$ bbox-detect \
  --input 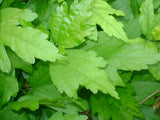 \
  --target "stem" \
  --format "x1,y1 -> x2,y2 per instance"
139,90 -> 160,105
